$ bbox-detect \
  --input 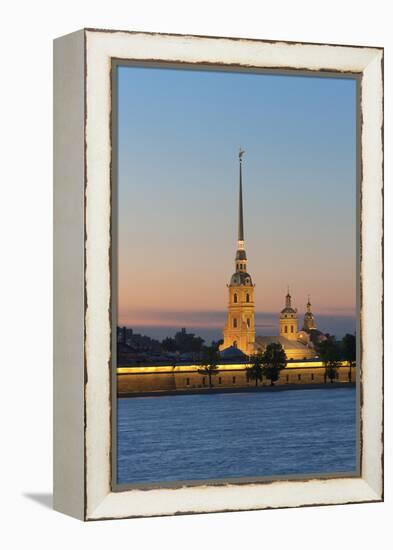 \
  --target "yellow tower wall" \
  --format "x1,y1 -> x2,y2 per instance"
279,316 -> 298,341
220,284 -> 255,355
